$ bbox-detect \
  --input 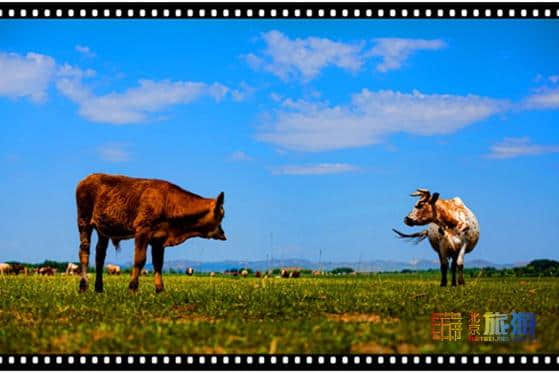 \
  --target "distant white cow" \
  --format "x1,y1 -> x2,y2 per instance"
0,263 -> 12,275
65,262 -> 80,275
106,264 -> 121,275
186,267 -> 194,276
241,269 -> 248,278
